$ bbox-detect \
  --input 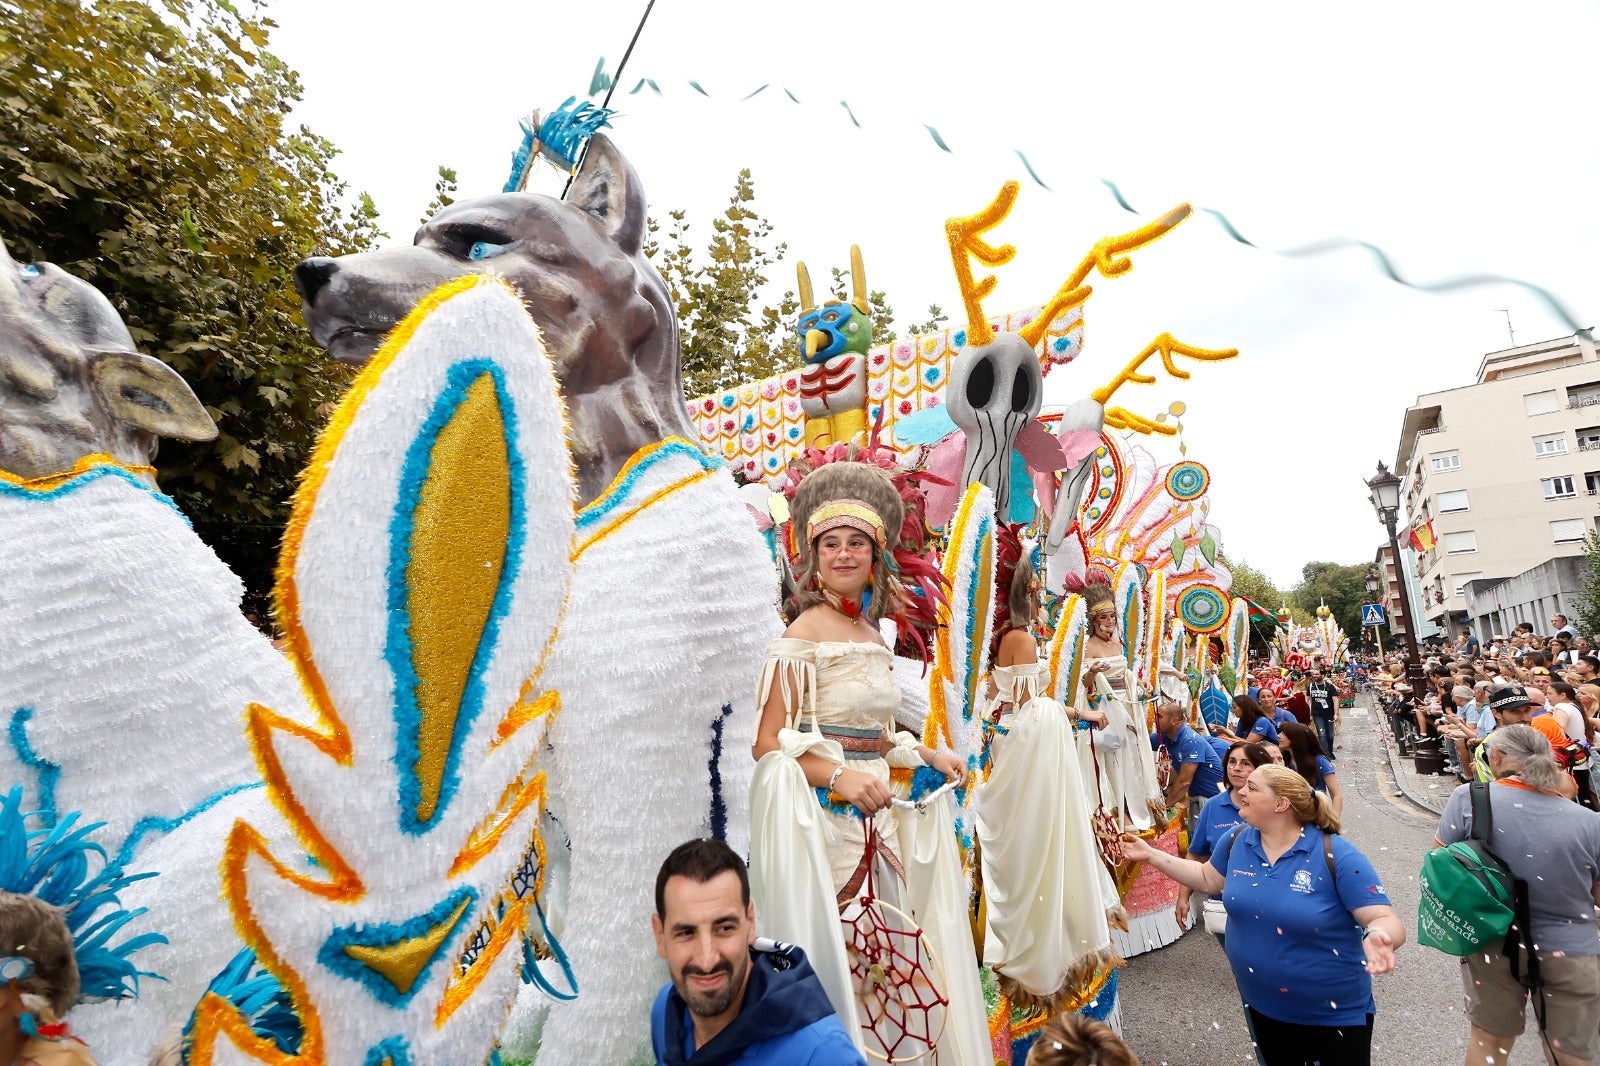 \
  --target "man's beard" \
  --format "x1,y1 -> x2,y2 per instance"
674,954 -> 748,1018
